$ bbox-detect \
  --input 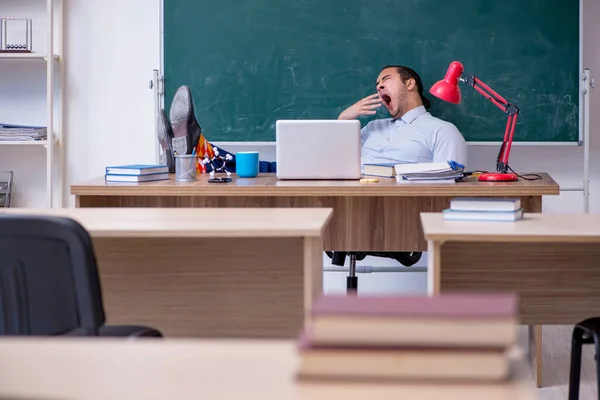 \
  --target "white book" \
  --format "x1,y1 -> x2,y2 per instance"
105,173 -> 169,182
396,176 -> 456,184
443,208 -> 524,222
450,197 -> 521,212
